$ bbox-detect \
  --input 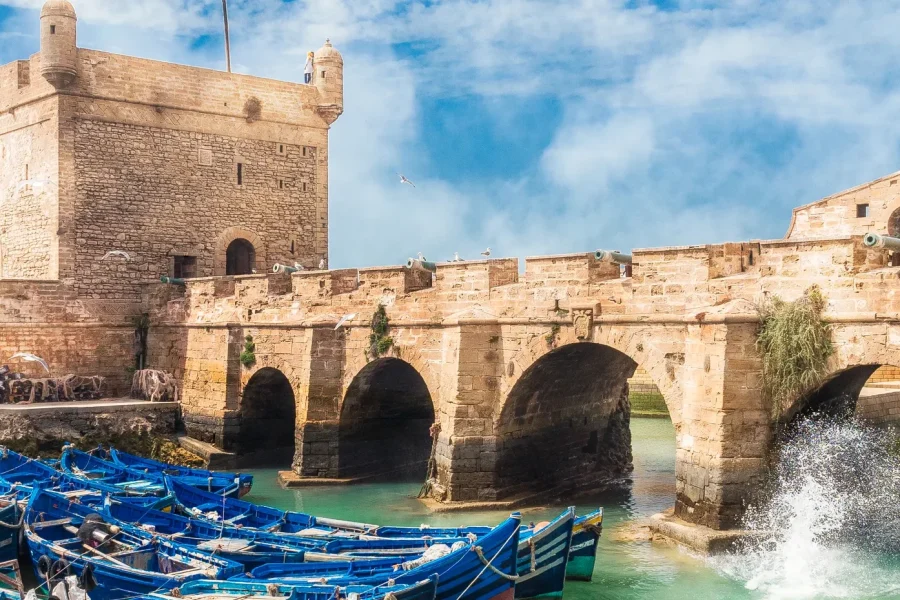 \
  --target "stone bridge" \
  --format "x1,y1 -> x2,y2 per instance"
145,233 -> 900,531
